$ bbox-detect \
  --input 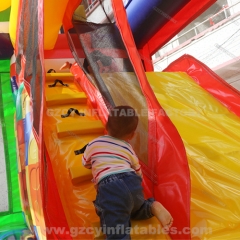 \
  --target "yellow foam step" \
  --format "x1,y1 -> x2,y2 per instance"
46,72 -> 74,82
57,120 -> 105,138
69,154 -> 92,185
46,92 -> 87,106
